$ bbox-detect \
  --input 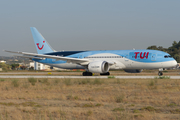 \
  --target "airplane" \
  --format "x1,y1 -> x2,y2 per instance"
4,27 -> 178,76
